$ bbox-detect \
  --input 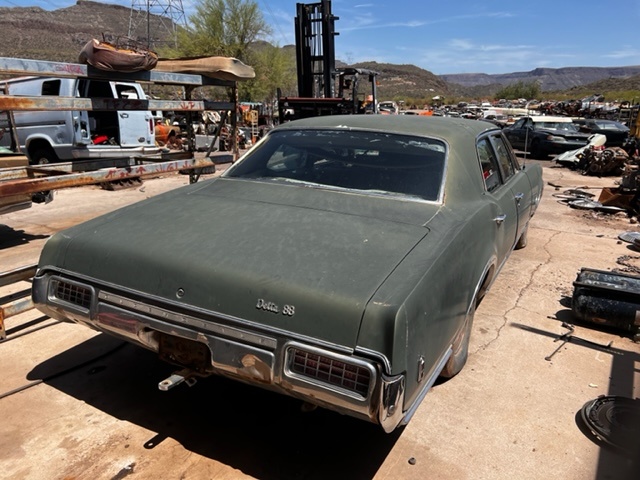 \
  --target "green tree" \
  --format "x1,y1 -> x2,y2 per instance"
161,0 -> 294,103
495,81 -> 541,101
164,0 -> 270,60
242,43 -> 296,102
